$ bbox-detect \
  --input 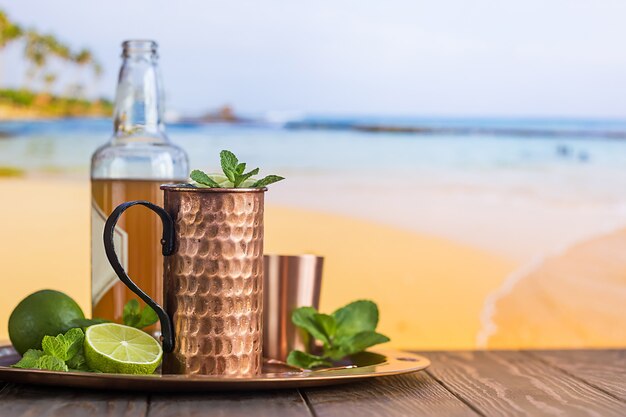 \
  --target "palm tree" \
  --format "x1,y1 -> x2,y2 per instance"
24,31 -> 76,94
23,31 -> 48,88
69,48 -> 93,98
71,48 -> 103,99
48,37 -> 71,95
92,61 -> 102,78
90,60 -> 103,99
0,10 -> 23,87
43,72 -> 56,94
74,48 -> 92,67
0,11 -> 22,48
